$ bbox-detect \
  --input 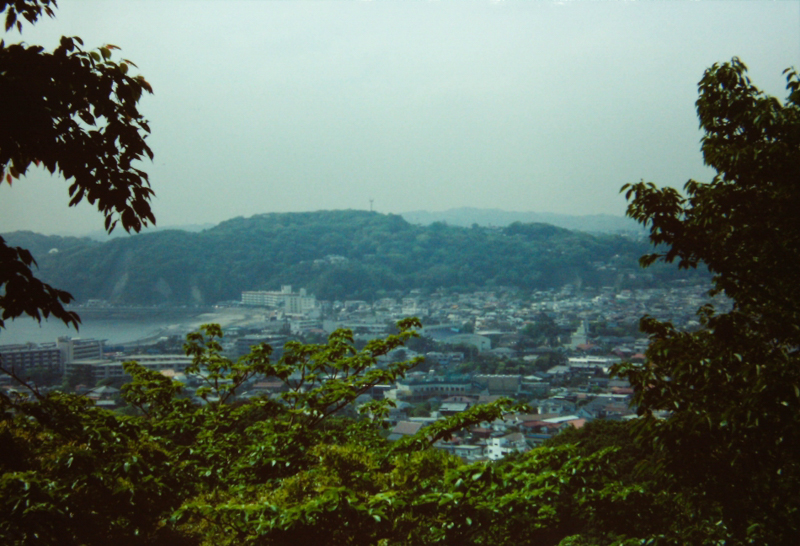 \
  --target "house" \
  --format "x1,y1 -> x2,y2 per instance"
522,414 -> 583,443
439,402 -> 470,416
453,444 -> 484,461
388,420 -> 424,442
435,438 -> 485,462
580,395 -> 633,419
536,397 -> 576,415
486,432 -> 529,461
